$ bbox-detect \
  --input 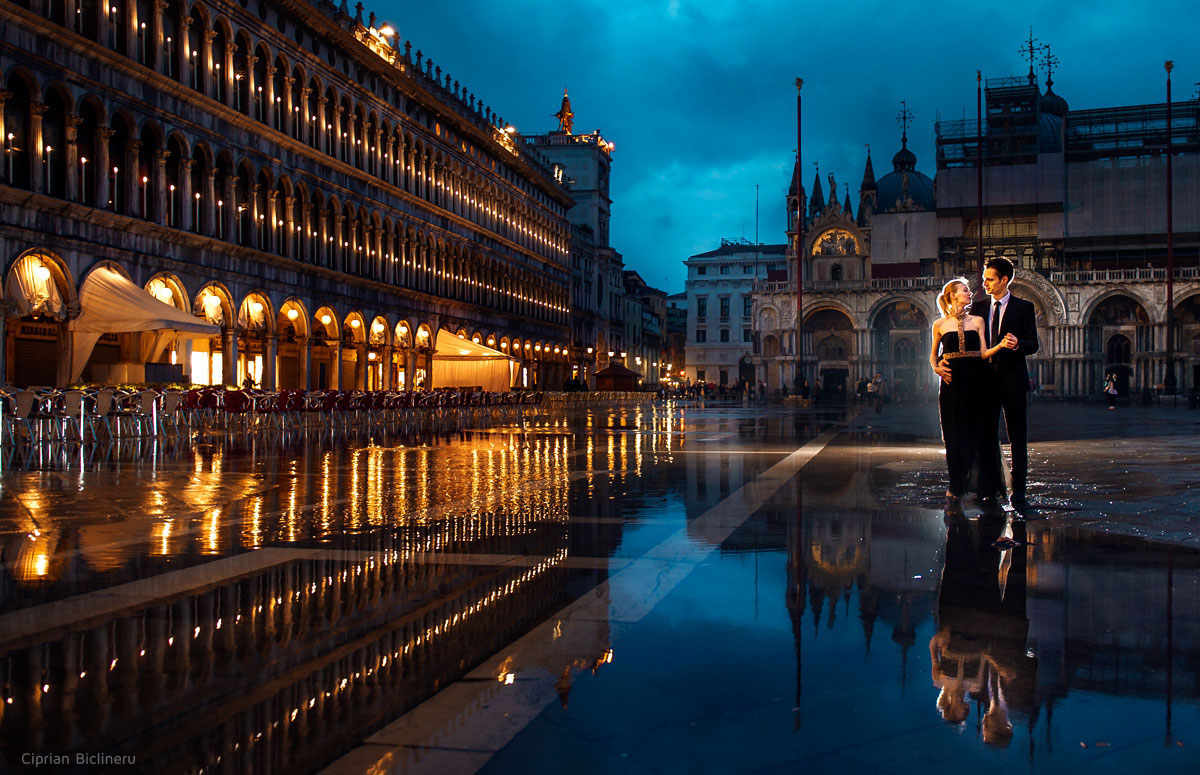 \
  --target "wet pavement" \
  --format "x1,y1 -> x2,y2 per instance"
1,398 -> 1199,773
